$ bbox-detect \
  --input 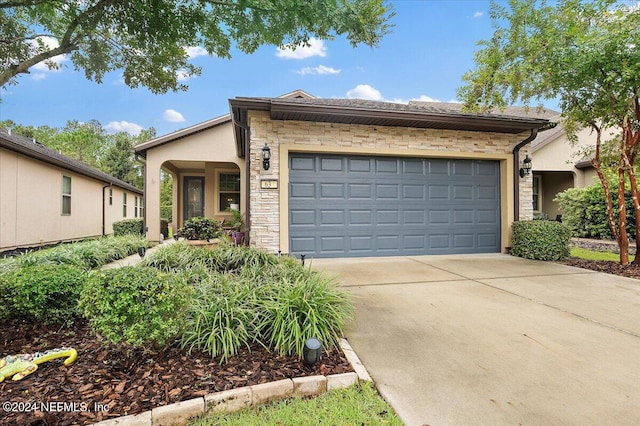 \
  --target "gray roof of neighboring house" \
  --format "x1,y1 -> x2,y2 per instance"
0,127 -> 143,194
230,97 -> 556,157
